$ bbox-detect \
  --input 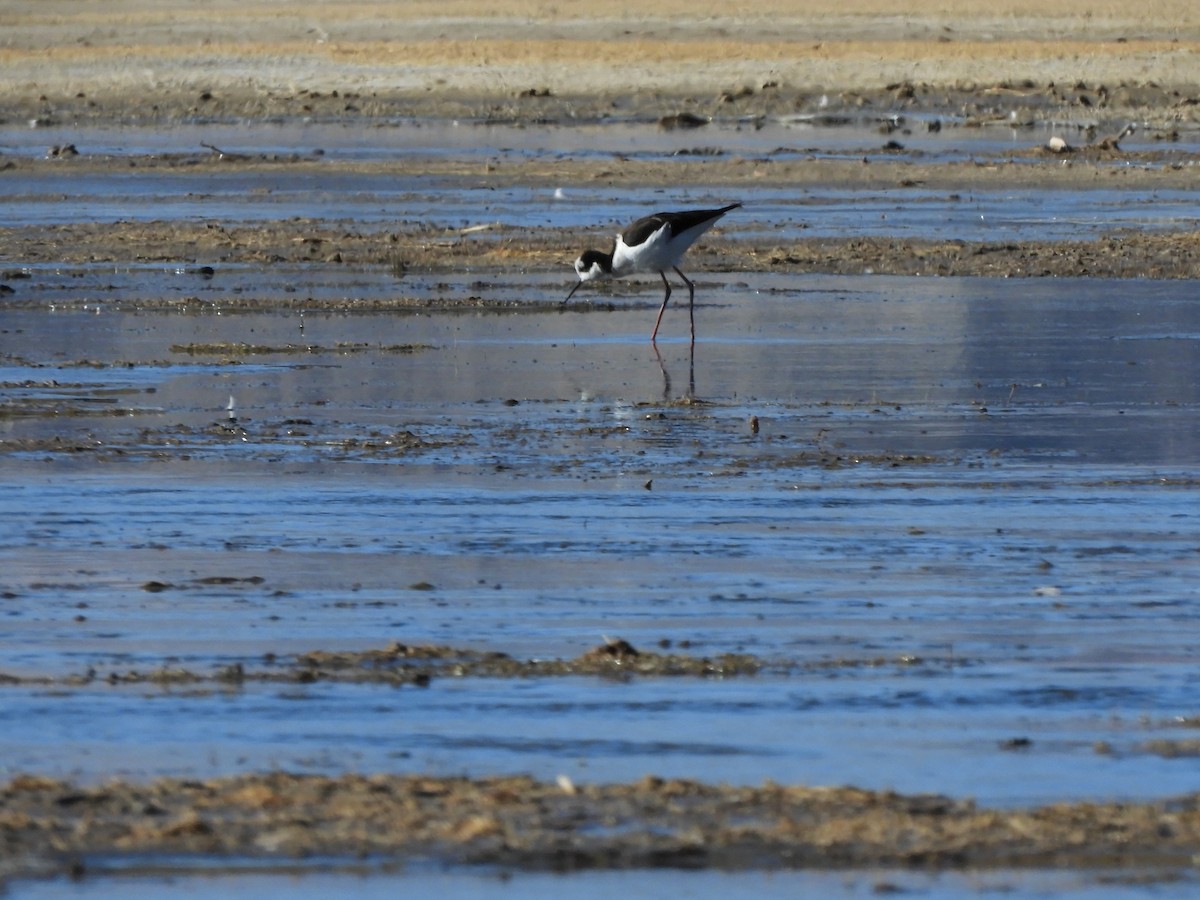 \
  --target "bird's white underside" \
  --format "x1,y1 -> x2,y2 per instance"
612,223 -> 682,276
